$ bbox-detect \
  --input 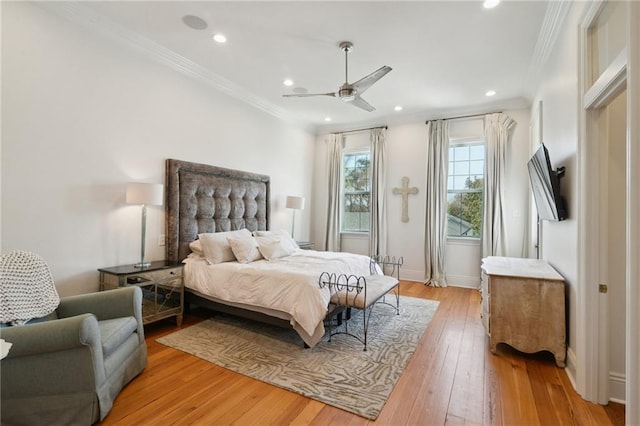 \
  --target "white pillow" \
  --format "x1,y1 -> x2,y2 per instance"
198,229 -> 252,264
256,235 -> 296,260
253,229 -> 299,252
227,236 -> 263,264
189,240 -> 204,257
